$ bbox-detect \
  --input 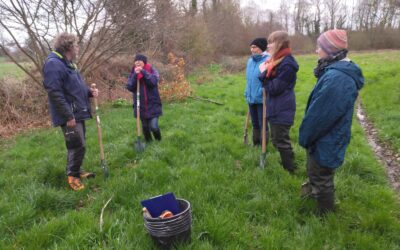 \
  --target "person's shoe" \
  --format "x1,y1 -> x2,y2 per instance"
80,170 -> 96,179
153,129 -> 162,141
316,192 -> 335,216
301,182 -> 312,198
68,176 -> 85,191
143,128 -> 153,142
279,149 -> 297,173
